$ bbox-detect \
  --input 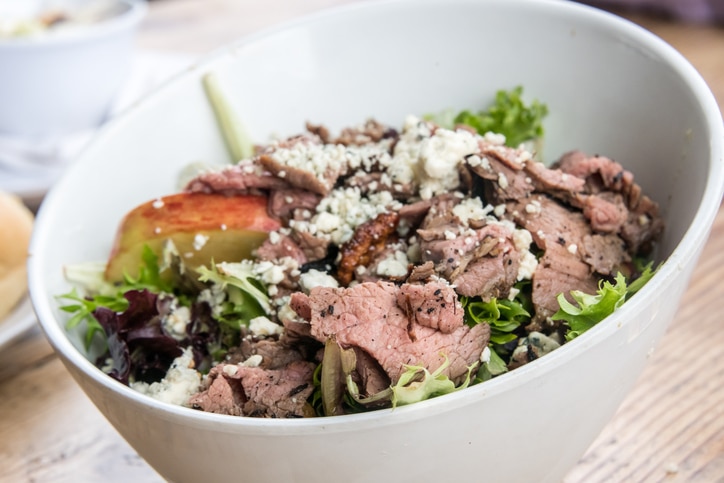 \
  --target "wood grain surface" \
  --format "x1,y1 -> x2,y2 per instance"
1,2 -> 722,482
